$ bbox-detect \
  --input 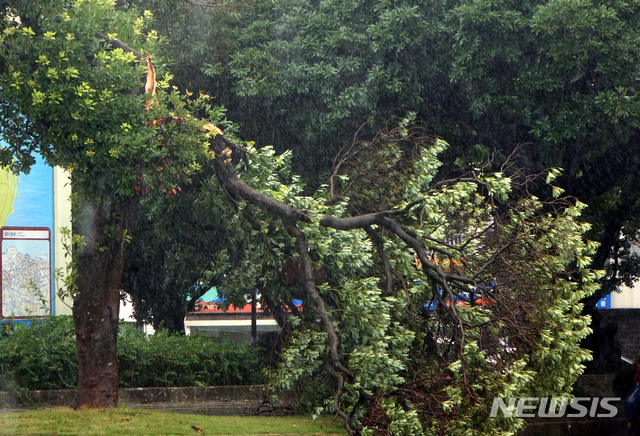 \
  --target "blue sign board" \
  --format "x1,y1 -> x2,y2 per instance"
596,294 -> 611,309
